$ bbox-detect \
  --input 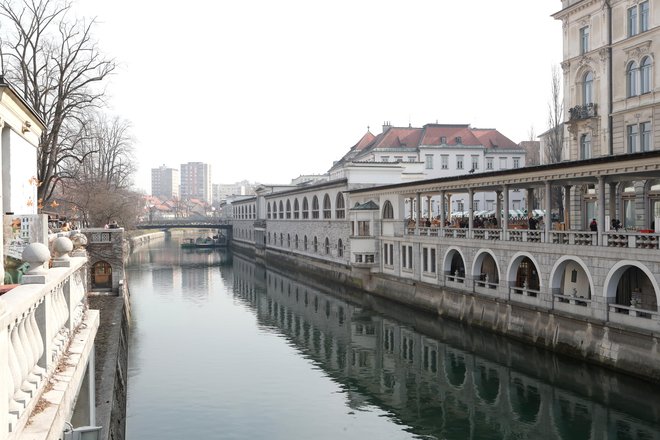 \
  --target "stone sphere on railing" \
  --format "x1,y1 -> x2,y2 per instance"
22,242 -> 51,275
53,236 -> 74,260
